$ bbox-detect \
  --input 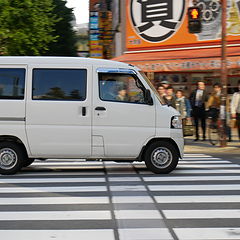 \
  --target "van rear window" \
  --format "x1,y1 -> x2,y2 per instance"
0,68 -> 25,100
32,69 -> 87,101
